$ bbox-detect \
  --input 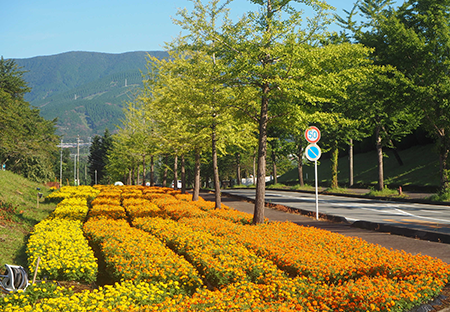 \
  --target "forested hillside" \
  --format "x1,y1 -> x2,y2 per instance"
14,51 -> 168,139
